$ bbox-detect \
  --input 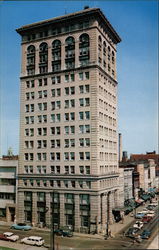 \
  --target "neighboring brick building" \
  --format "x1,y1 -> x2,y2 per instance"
0,155 -> 18,222
120,151 -> 157,199
130,151 -> 159,176
16,7 -> 123,233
